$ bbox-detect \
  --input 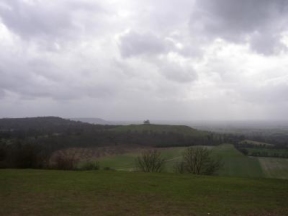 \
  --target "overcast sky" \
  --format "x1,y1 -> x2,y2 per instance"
1,0 -> 288,121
